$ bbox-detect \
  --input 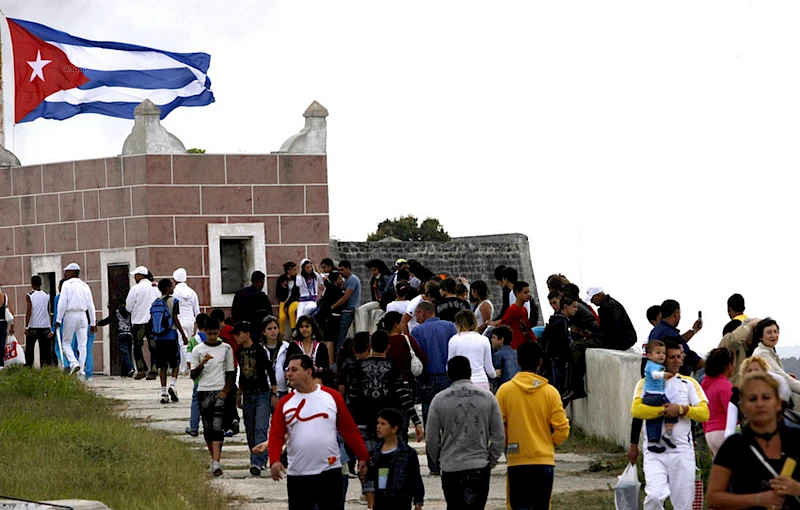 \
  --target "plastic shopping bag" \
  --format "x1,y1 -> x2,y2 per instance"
614,463 -> 641,510
4,335 -> 24,366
